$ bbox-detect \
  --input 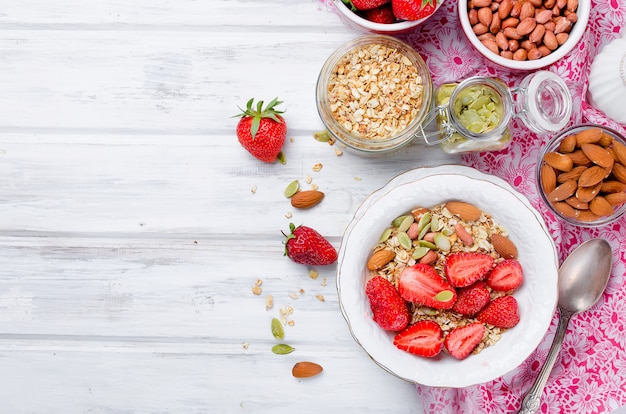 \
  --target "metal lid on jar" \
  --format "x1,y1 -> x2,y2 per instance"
516,71 -> 572,134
